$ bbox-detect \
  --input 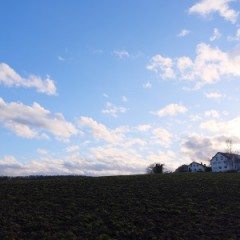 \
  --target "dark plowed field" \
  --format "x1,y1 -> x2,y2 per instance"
0,173 -> 240,239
